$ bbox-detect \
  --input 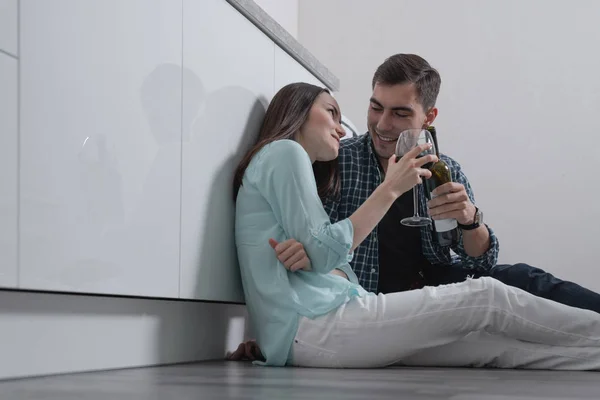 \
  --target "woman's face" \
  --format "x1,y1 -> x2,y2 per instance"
296,92 -> 346,163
